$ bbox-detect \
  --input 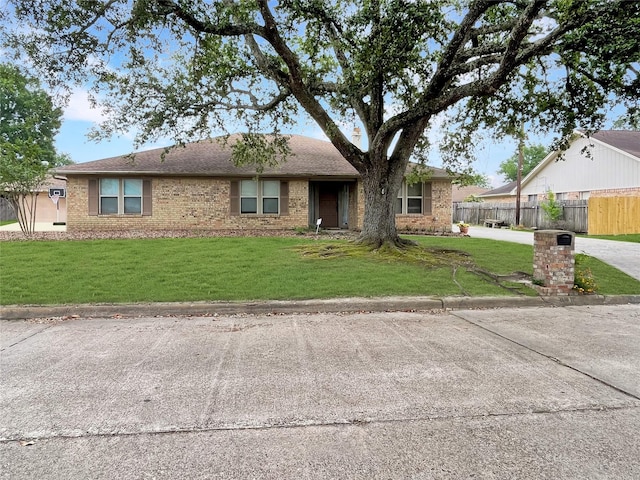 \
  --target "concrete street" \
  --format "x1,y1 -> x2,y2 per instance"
2,304 -> 639,479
